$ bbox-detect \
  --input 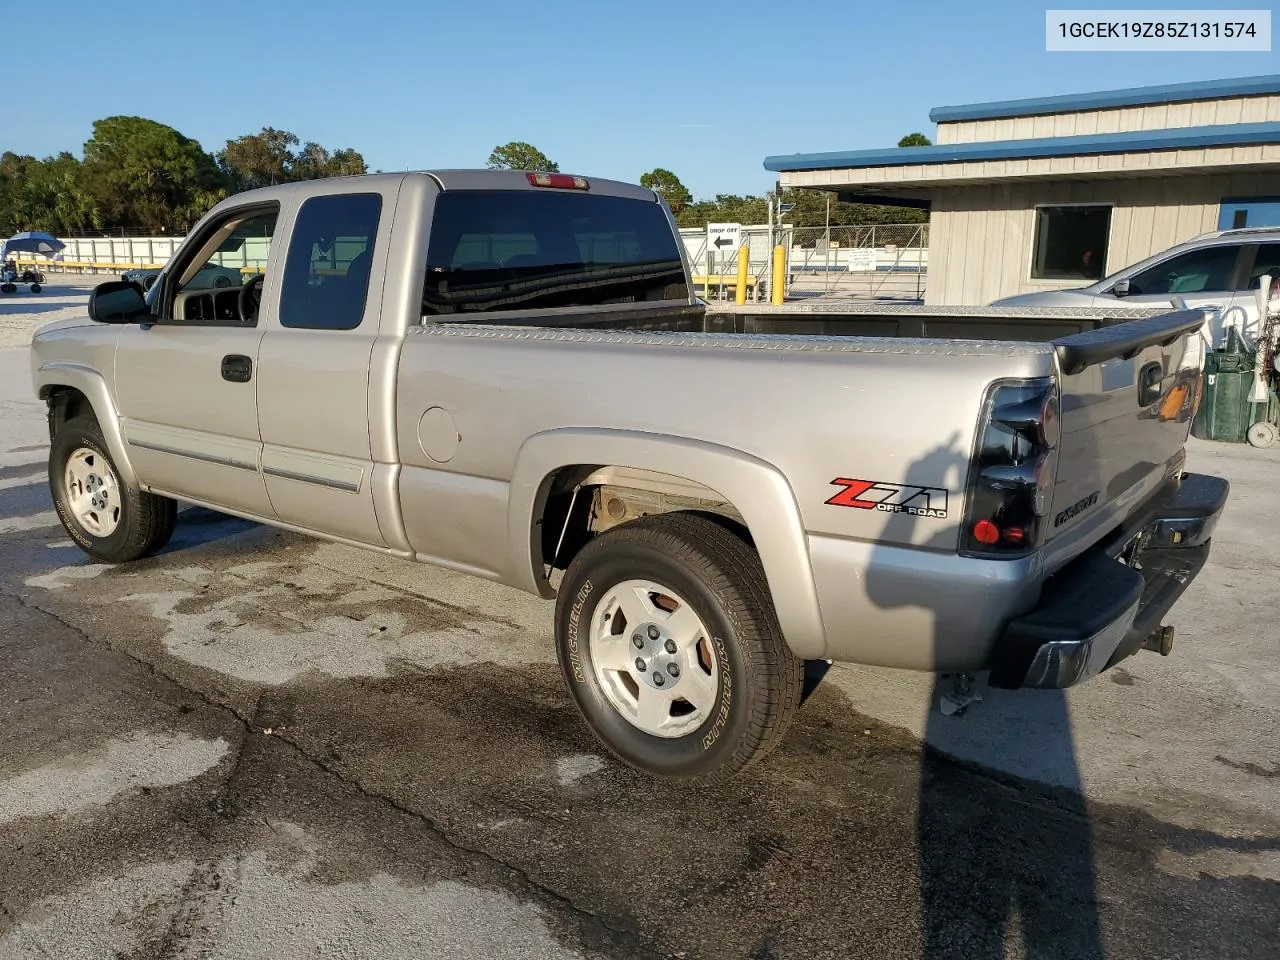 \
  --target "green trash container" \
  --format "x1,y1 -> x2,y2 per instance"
1192,348 -> 1277,443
